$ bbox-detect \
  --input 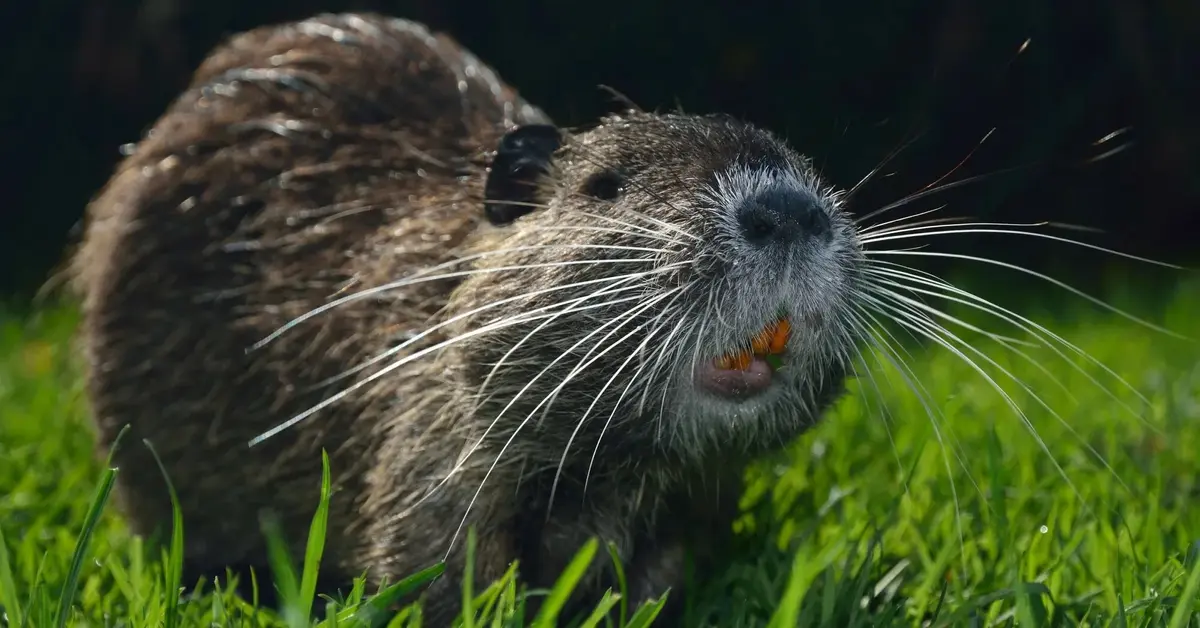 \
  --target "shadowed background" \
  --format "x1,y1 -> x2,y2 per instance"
0,0 -> 1196,299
